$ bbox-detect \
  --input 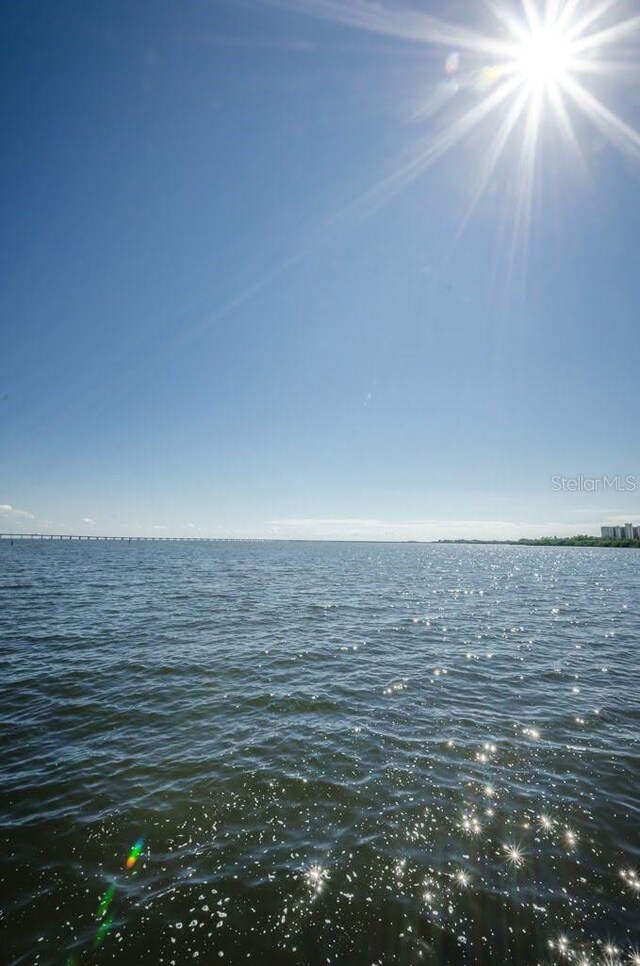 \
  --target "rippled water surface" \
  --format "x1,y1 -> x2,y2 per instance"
1,541 -> 639,965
